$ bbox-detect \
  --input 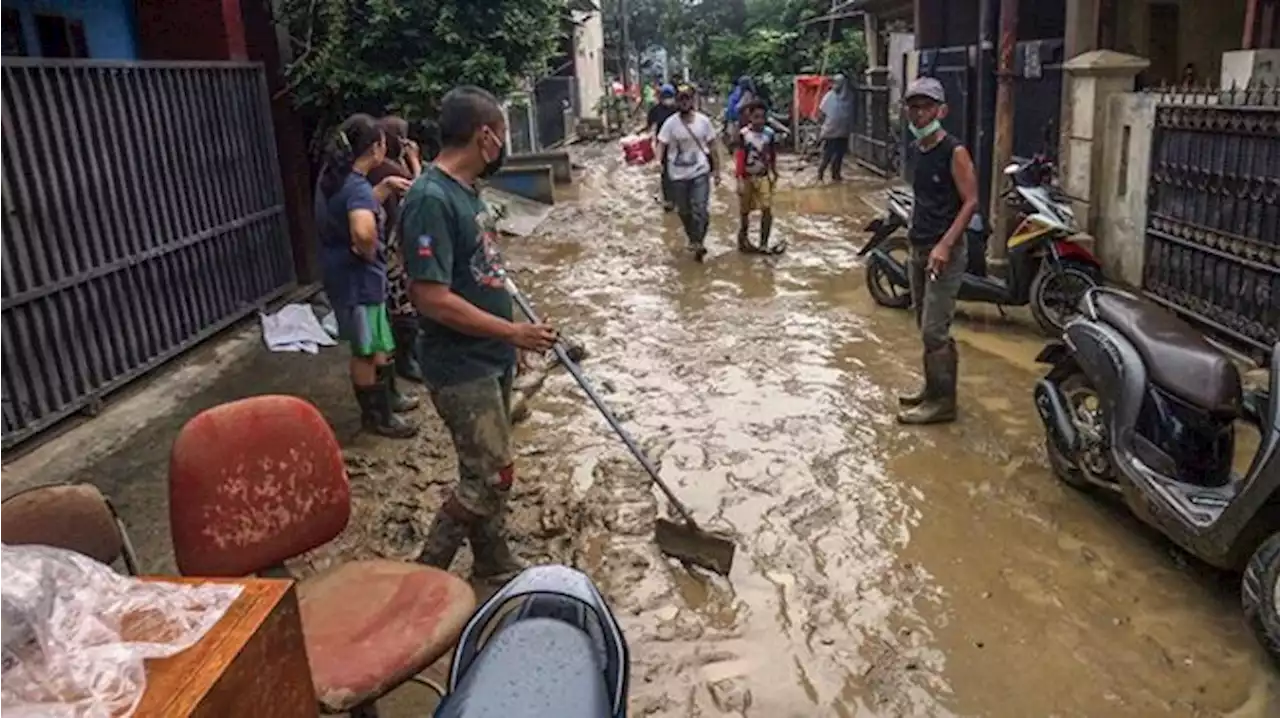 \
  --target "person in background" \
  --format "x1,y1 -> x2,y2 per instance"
369,115 -> 425,385
896,77 -> 979,425
402,86 -> 558,581
657,85 -> 721,262
642,81 -> 657,110
647,83 -> 679,212
734,99 -> 779,253
815,74 -> 852,182
314,113 -> 418,438
723,75 -> 757,148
